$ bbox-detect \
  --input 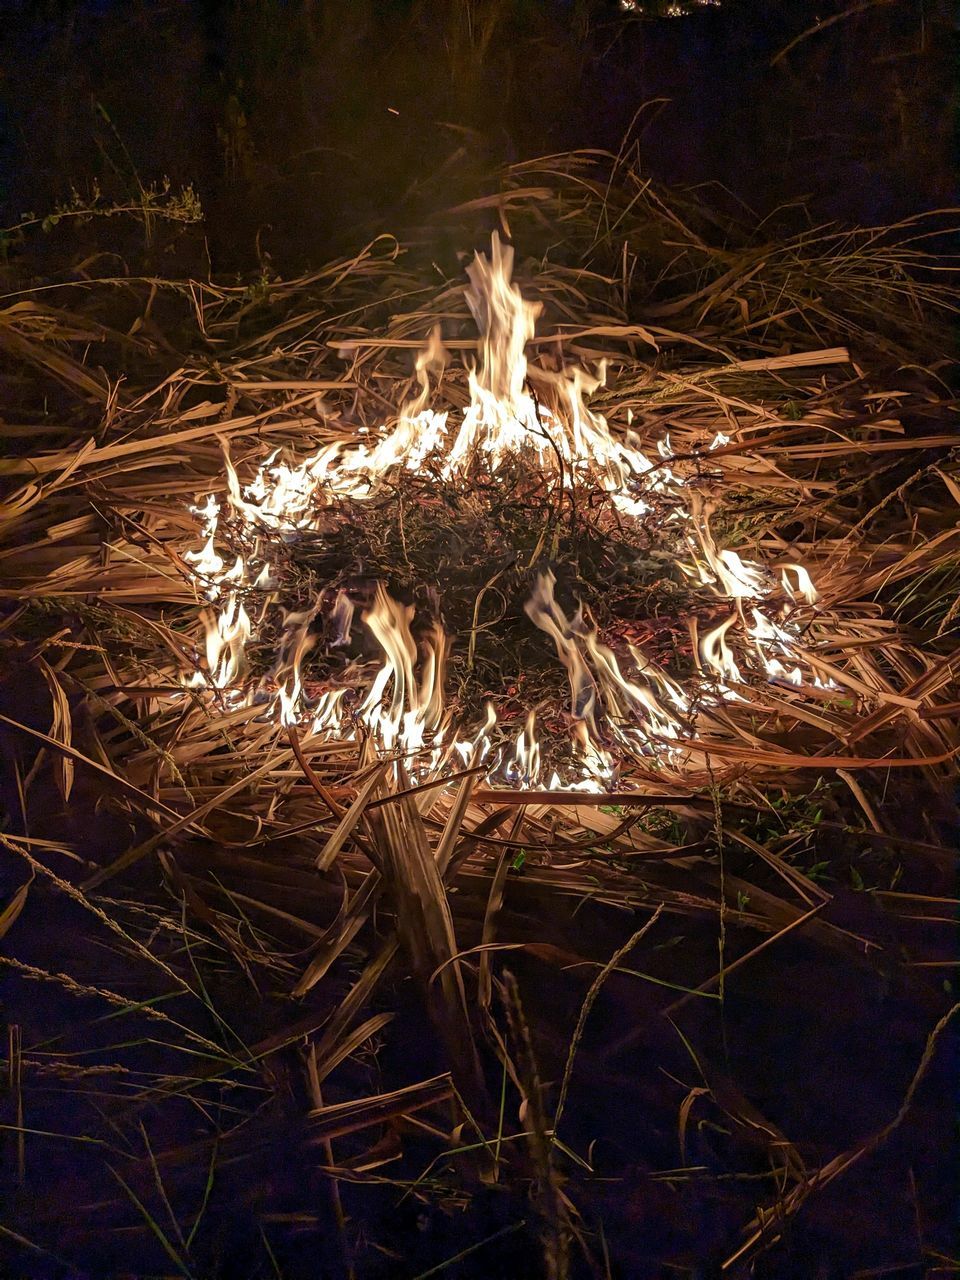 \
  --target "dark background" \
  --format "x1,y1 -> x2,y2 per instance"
1,0 -> 956,273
